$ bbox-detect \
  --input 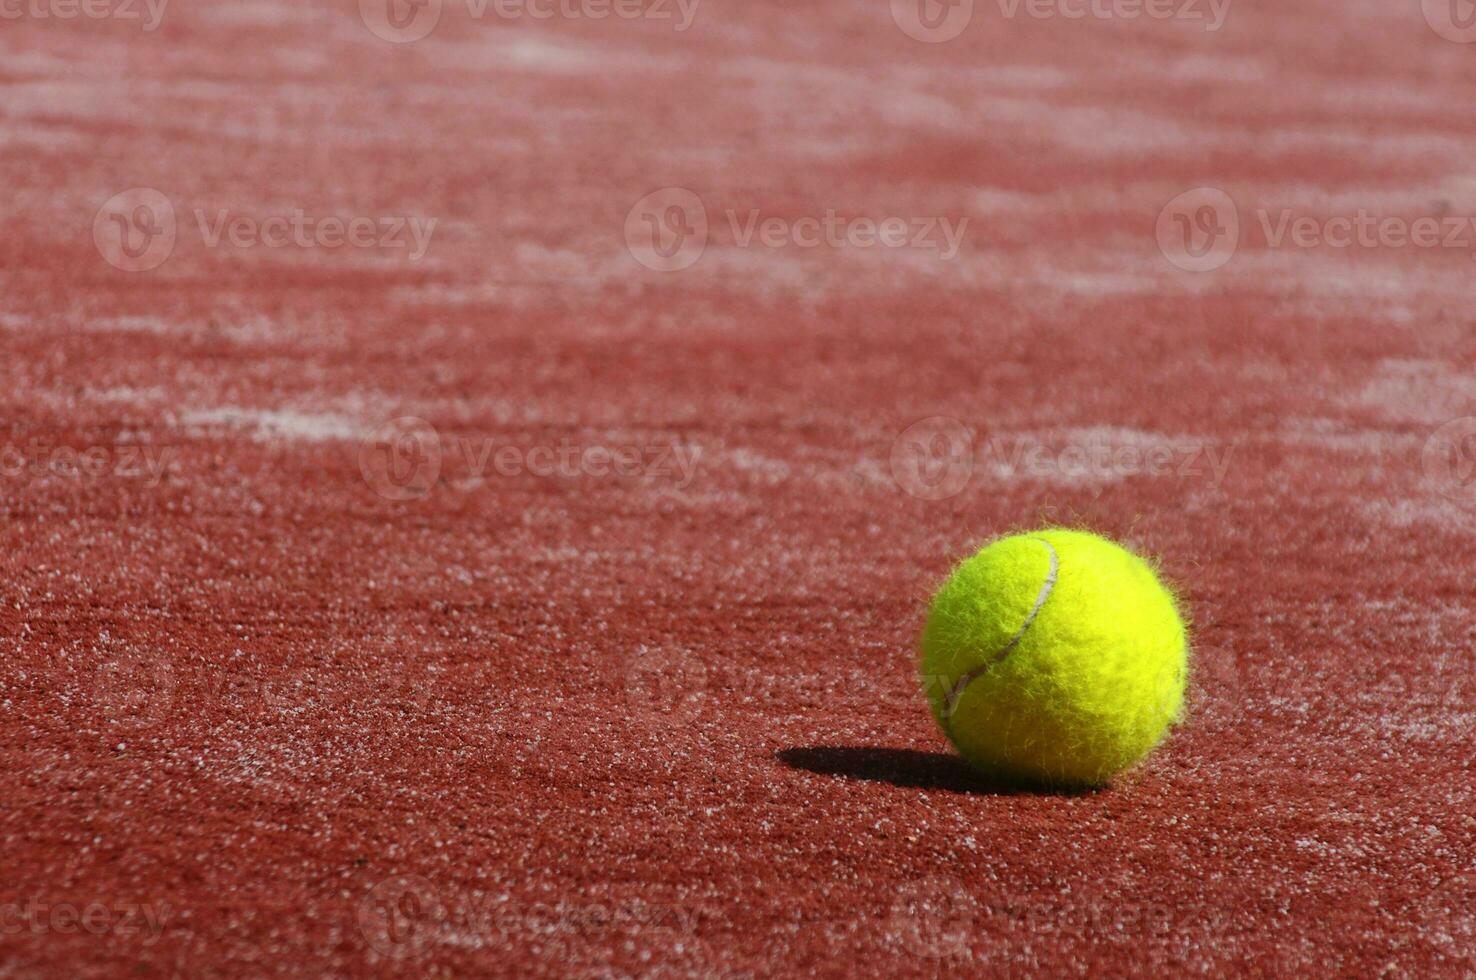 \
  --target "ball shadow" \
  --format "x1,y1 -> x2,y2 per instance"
775,746 -> 1096,797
